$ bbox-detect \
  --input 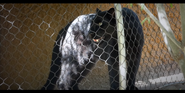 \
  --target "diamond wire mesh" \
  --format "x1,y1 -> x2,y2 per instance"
0,3 -> 184,90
